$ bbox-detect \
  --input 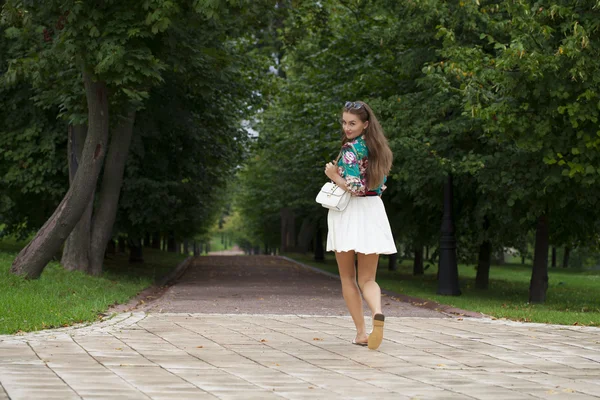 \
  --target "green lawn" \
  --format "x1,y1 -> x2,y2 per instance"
284,252 -> 600,327
0,240 -> 186,334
